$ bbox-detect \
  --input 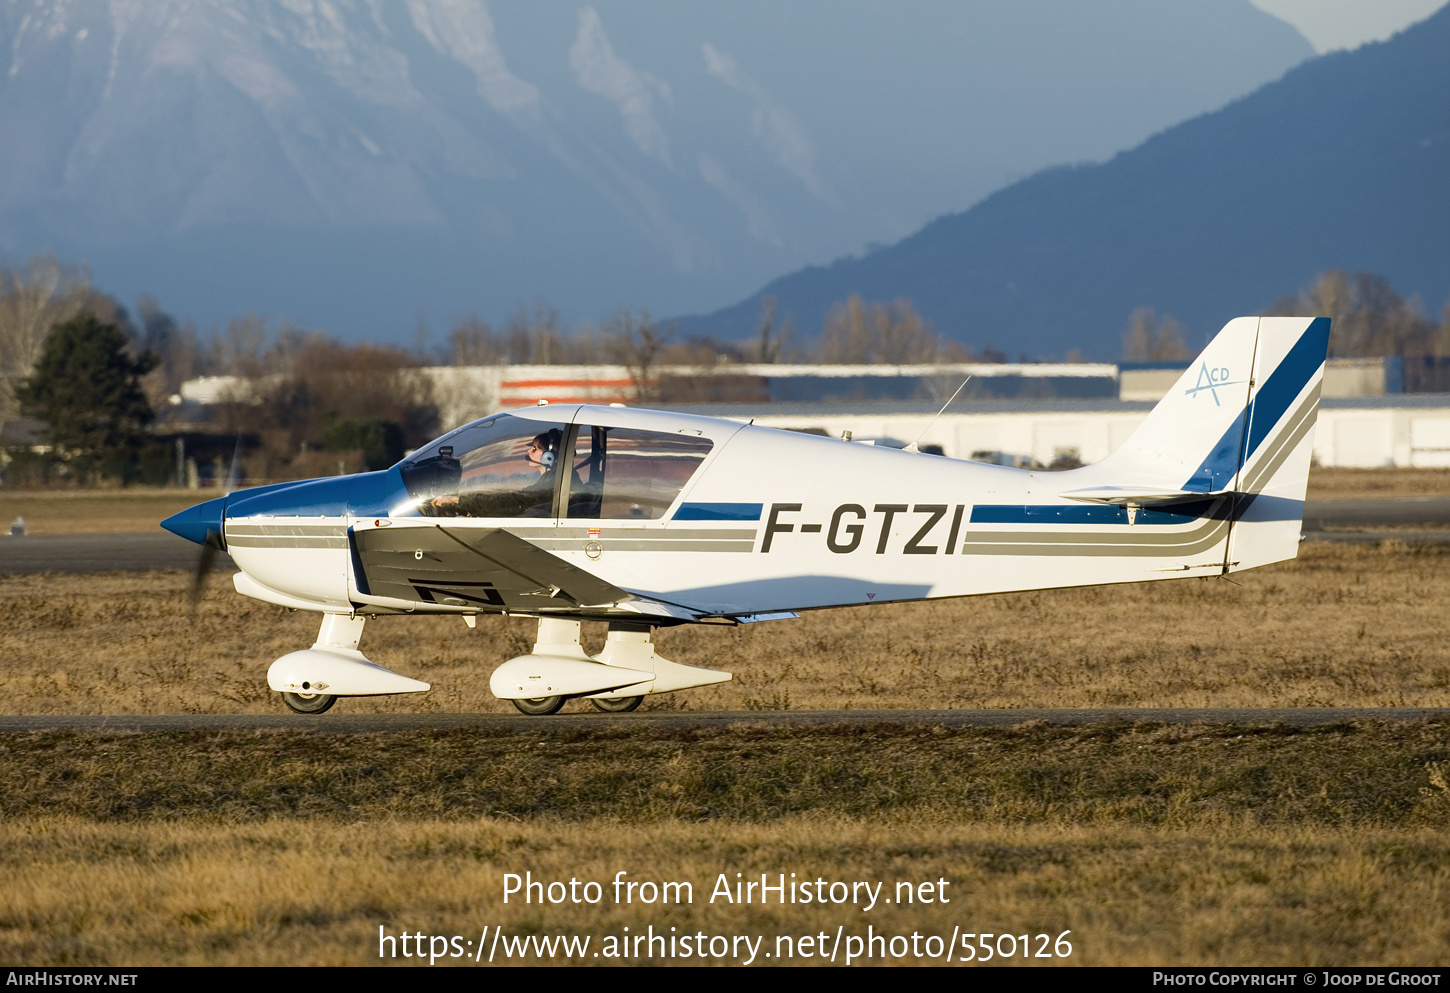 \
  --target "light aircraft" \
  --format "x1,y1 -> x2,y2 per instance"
163,316 -> 1329,715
